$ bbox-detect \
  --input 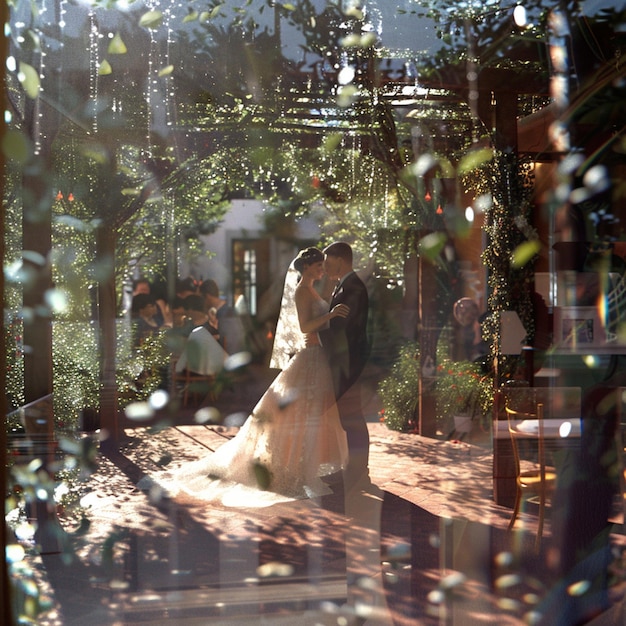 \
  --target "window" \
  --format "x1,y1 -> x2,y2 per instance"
232,239 -> 270,317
